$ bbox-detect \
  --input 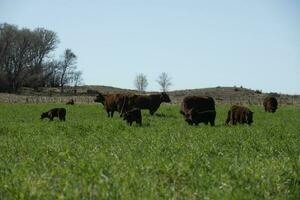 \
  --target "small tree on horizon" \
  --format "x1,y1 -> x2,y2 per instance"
134,73 -> 148,92
157,72 -> 172,92
59,49 -> 77,93
72,70 -> 83,94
